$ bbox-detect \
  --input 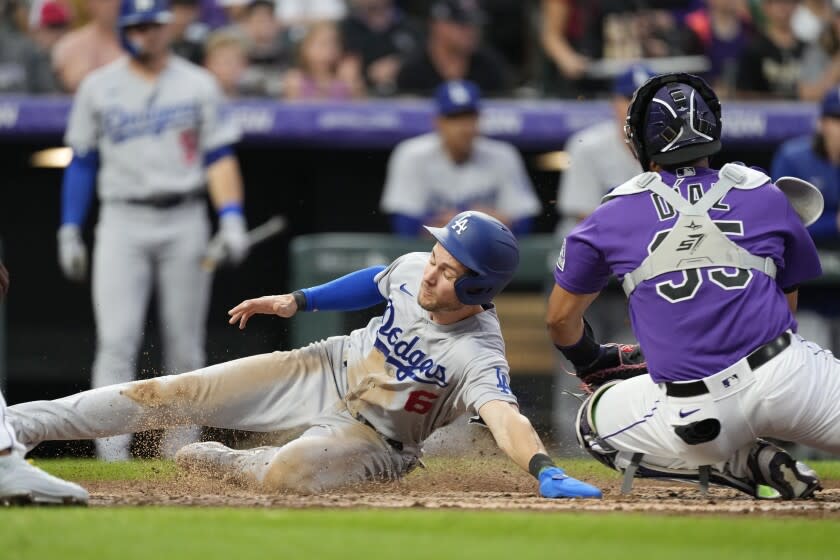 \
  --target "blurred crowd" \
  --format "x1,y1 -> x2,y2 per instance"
4,0 -> 840,101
